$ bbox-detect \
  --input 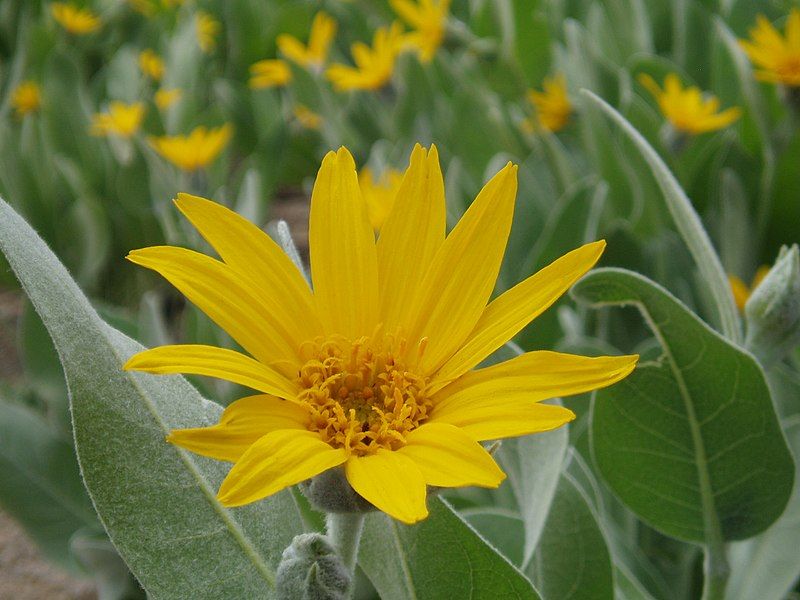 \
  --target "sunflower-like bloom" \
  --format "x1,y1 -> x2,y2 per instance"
90,102 -> 145,138
139,49 -> 165,81
293,105 -> 323,130
740,10 -> 800,86
277,12 -> 337,70
326,23 -> 403,91
124,145 -> 638,524
148,124 -> 232,171
359,166 -> 403,231
249,59 -> 293,89
730,266 -> 771,311
154,88 -> 182,110
639,73 -> 741,135
12,81 -> 41,118
391,0 -> 450,63
525,74 -> 573,133
51,2 -> 101,34
195,11 -> 220,53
